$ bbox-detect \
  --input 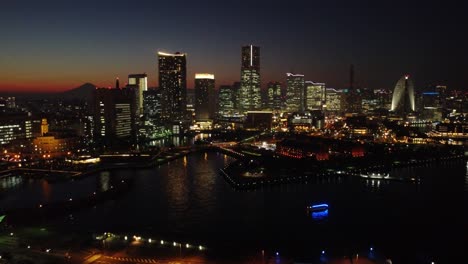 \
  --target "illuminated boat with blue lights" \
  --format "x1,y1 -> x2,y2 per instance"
307,203 -> 329,212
